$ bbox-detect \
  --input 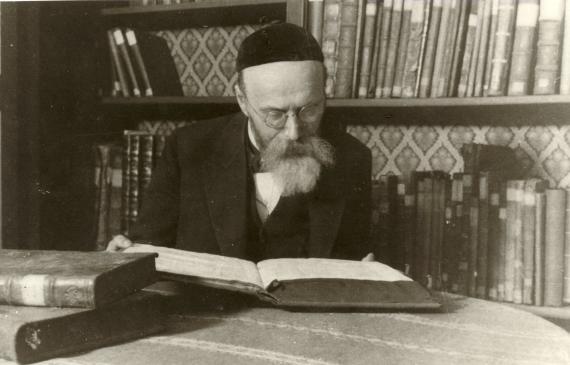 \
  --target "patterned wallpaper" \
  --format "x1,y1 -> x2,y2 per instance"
142,26 -> 570,189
